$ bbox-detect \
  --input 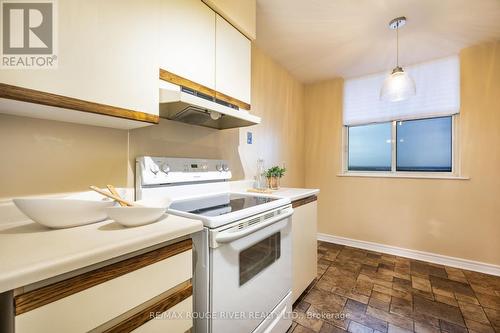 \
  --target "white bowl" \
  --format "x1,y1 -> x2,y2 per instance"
13,197 -> 115,229
105,206 -> 166,227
